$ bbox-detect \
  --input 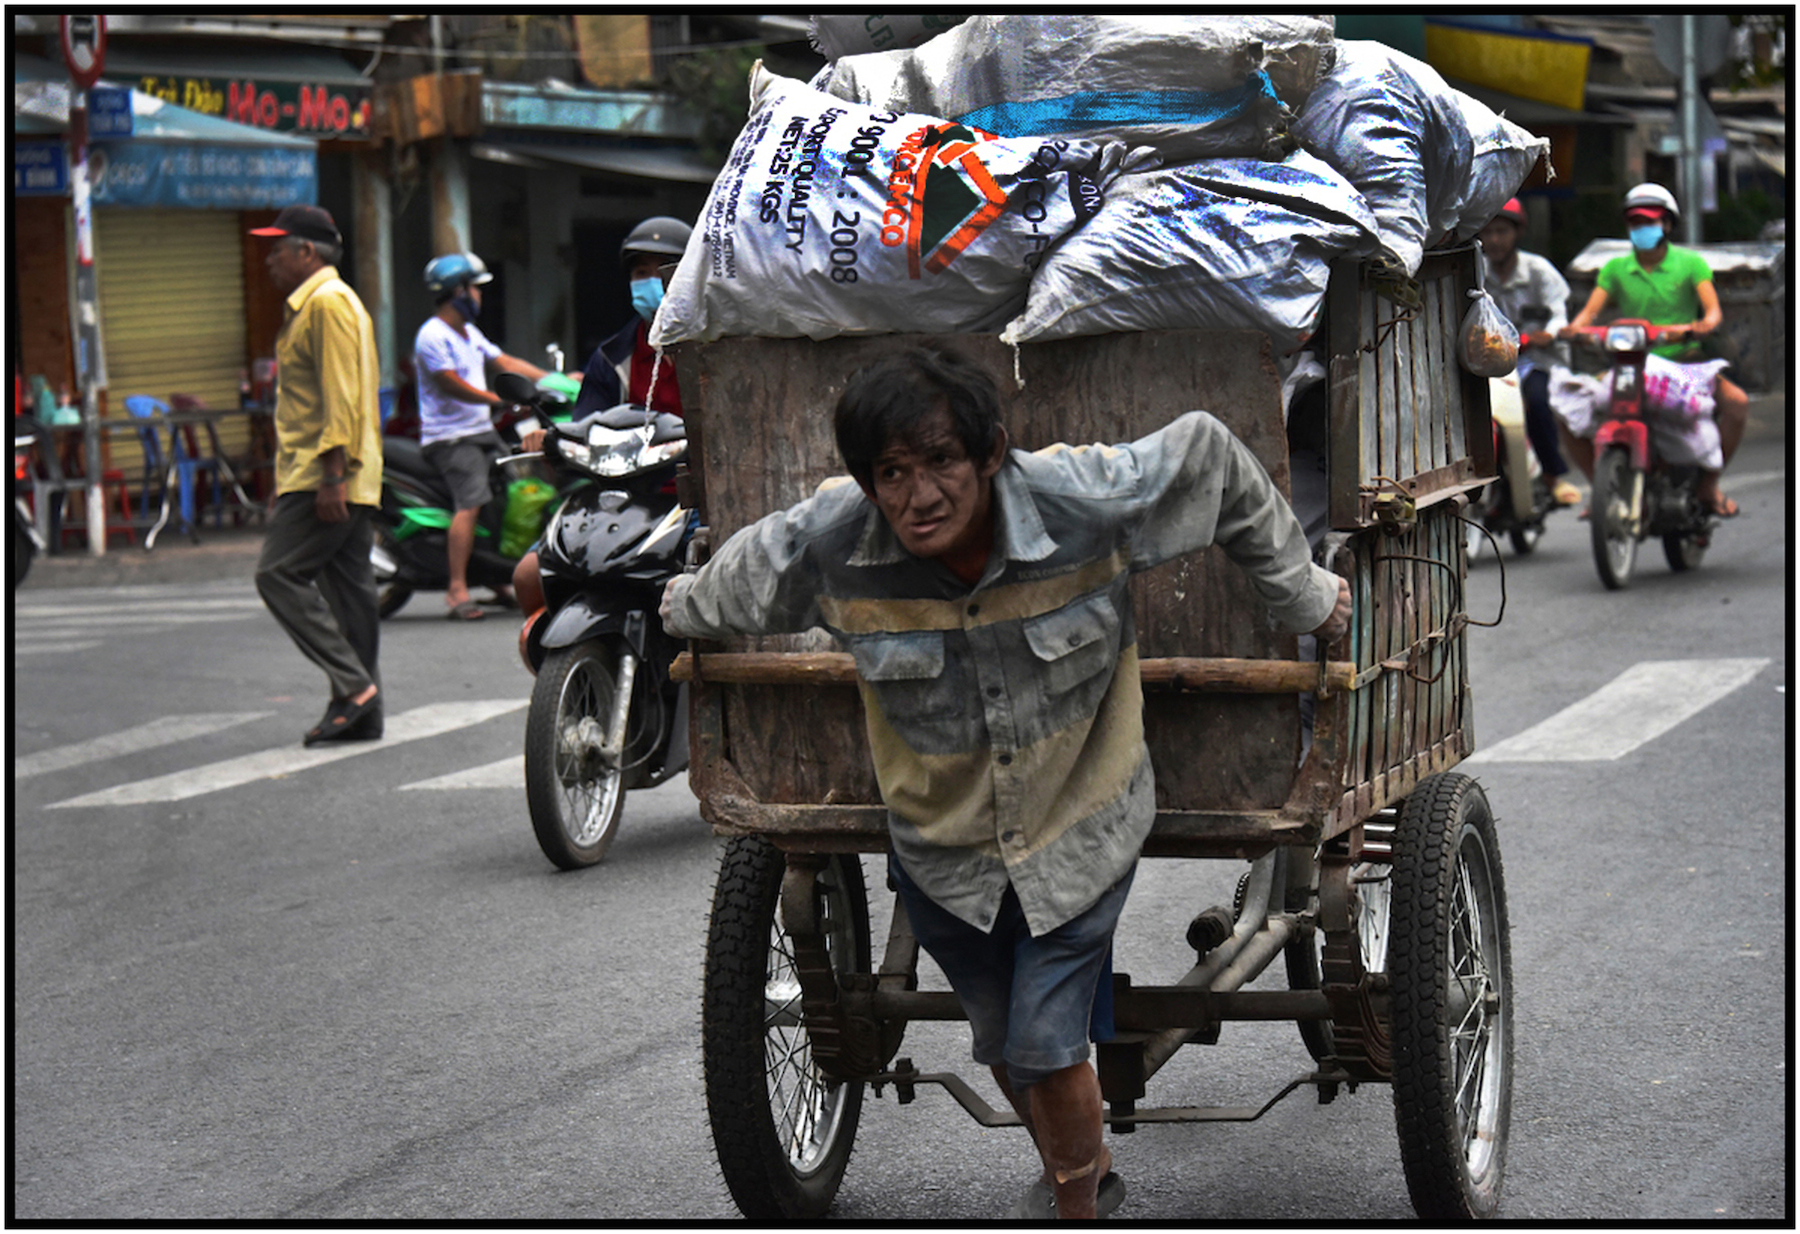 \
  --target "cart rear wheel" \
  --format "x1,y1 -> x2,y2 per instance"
1590,447 -> 1638,589
1389,772 -> 1513,1220
703,837 -> 869,1219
